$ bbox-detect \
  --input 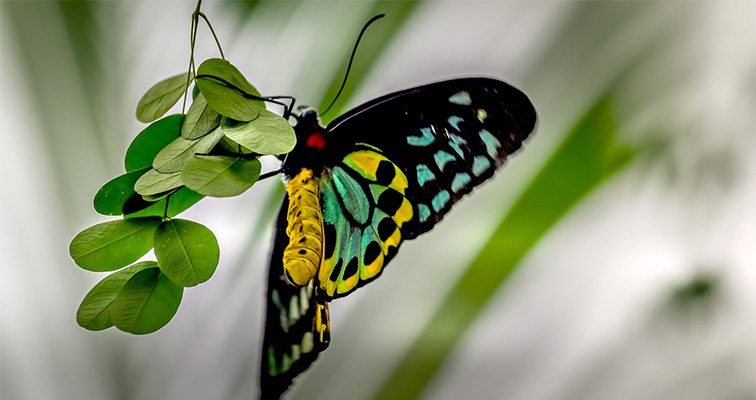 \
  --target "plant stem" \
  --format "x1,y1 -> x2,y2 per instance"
162,195 -> 171,220
199,12 -> 225,60
181,7 -> 199,113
